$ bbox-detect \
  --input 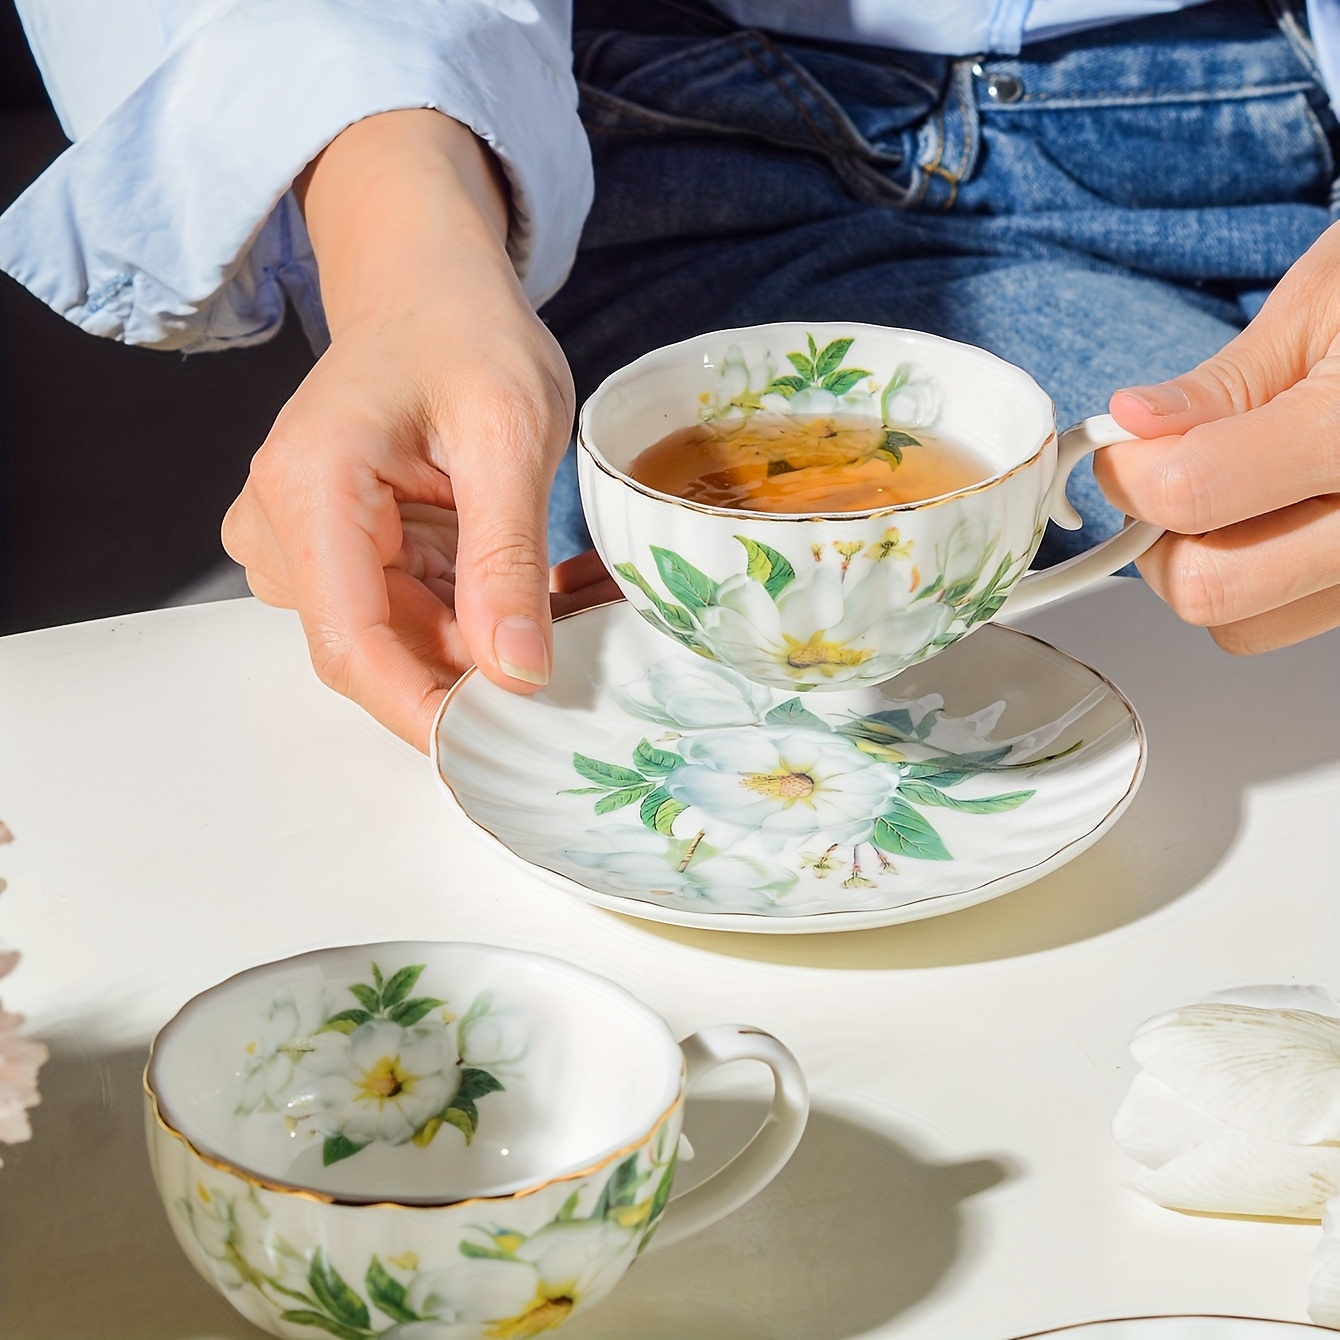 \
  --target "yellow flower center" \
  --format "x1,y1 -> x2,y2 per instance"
358,1055 -> 411,1102
783,635 -> 874,672
741,769 -> 815,800
489,1296 -> 576,1338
